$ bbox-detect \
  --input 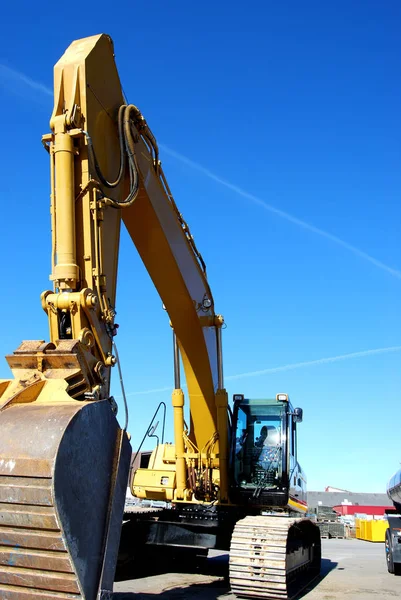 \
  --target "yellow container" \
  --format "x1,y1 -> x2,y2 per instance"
355,518 -> 361,539
358,519 -> 388,542
369,520 -> 388,542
